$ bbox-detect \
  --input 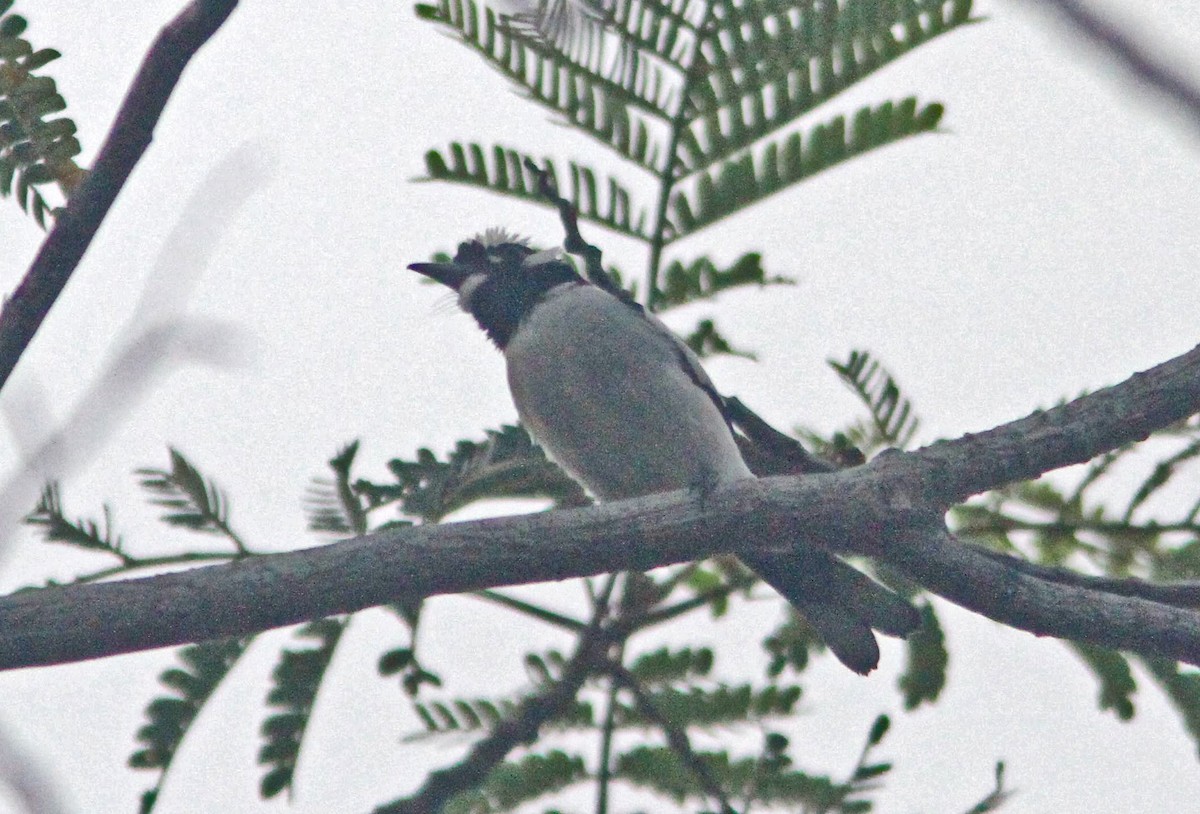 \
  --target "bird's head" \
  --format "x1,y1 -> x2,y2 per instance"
408,228 -> 582,348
